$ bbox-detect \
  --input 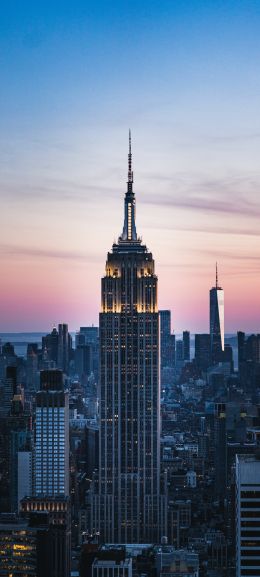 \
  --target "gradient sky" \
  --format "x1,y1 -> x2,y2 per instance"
0,0 -> 260,332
